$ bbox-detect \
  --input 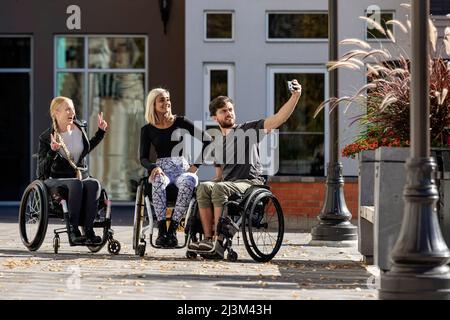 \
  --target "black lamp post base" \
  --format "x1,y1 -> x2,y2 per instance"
380,265 -> 450,299
310,220 -> 357,246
